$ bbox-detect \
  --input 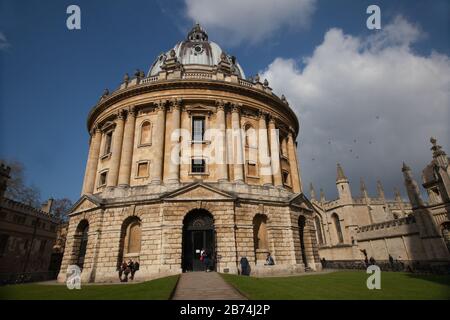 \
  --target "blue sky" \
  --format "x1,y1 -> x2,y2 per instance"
0,0 -> 449,203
